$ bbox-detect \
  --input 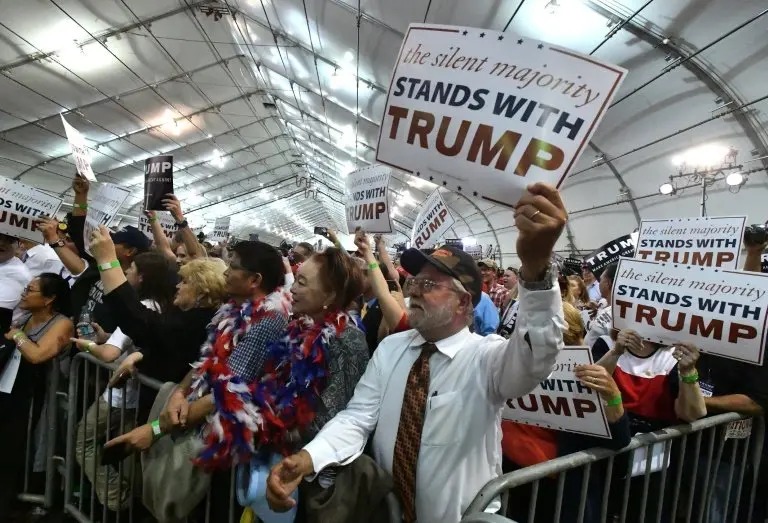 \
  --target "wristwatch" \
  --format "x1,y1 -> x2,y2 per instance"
518,263 -> 556,291
47,239 -> 66,249
176,219 -> 189,229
